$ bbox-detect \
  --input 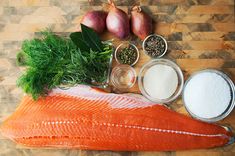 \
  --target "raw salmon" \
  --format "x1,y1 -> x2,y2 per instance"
0,85 -> 233,151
